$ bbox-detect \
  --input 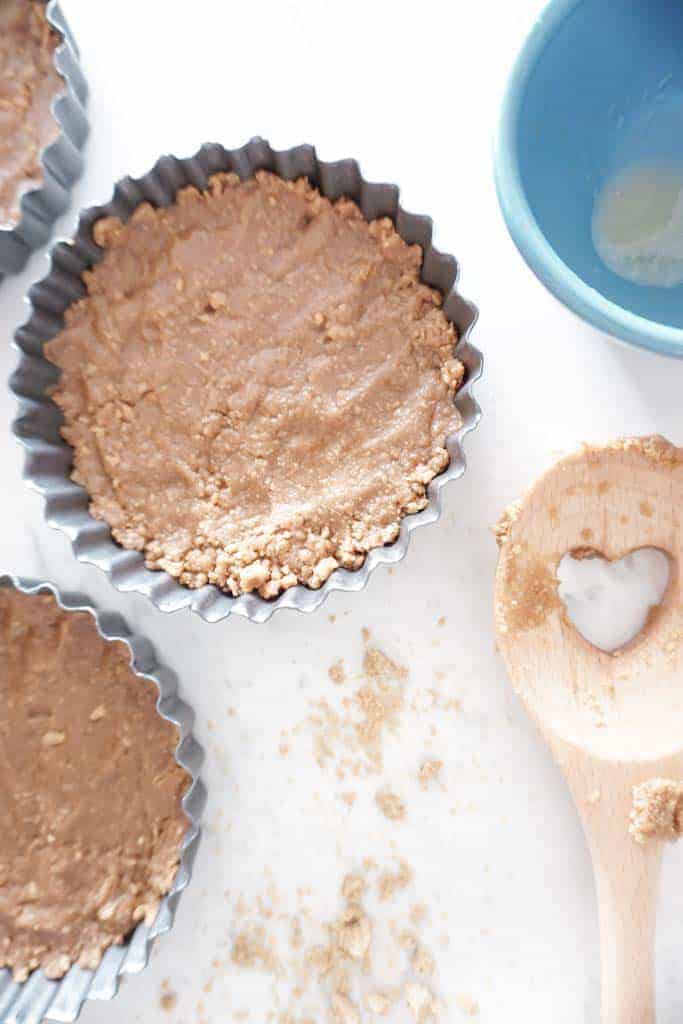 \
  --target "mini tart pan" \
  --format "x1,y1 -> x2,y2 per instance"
10,137 -> 482,623
0,1 -> 88,284
0,575 -> 206,1023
